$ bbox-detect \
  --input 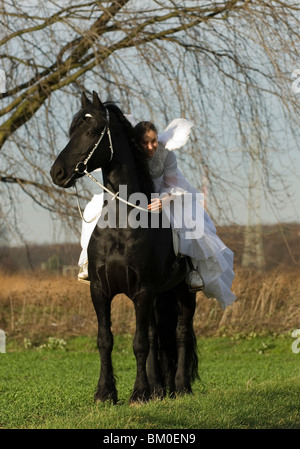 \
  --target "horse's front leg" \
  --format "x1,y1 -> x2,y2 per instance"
130,290 -> 153,403
91,284 -> 117,404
